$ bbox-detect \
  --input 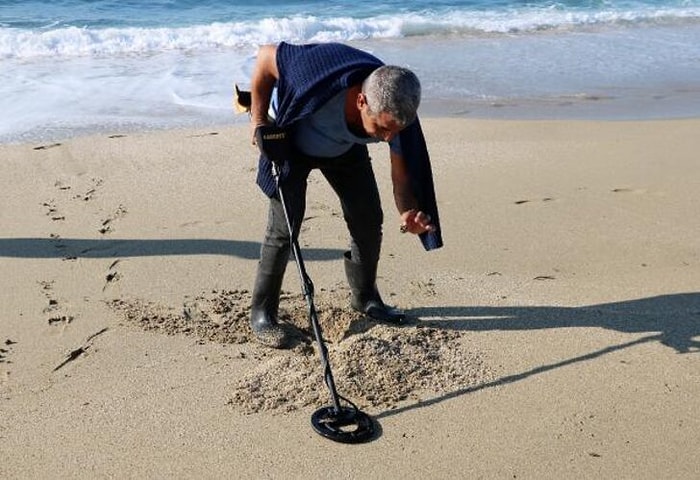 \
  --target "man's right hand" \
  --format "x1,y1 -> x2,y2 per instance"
254,125 -> 290,166
251,121 -> 269,146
